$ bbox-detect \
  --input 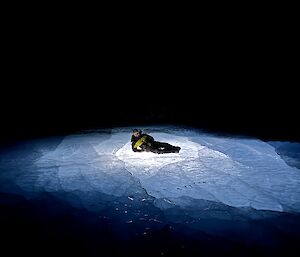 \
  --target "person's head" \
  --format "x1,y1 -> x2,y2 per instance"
132,129 -> 141,138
